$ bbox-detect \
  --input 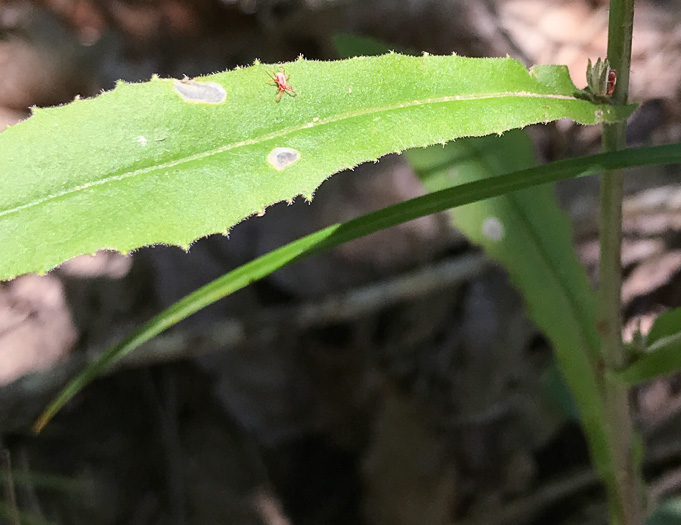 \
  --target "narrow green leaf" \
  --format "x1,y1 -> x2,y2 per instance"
1,54 -> 635,281
34,143 -> 681,431
0,503 -> 56,525
647,498 -> 681,525
406,130 -> 610,494
331,31 -> 619,506
409,132 -> 600,355
619,307 -> 681,384
647,307 -> 681,345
